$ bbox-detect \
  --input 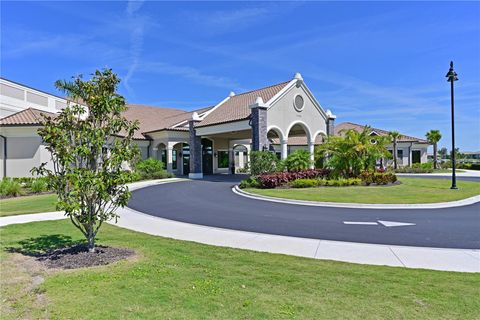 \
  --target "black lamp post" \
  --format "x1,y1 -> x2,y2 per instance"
446,61 -> 458,190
